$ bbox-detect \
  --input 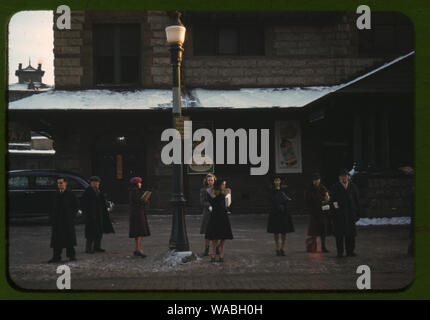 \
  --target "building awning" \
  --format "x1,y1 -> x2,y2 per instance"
8,51 -> 414,111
